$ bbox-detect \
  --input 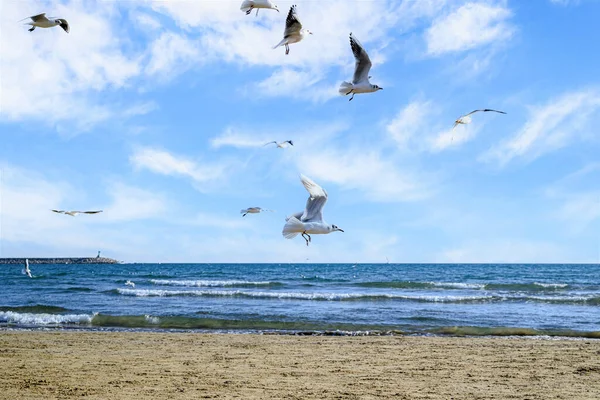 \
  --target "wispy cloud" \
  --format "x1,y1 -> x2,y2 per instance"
481,88 -> 600,166
101,183 -> 167,222
129,147 -> 228,185
425,2 -> 514,56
